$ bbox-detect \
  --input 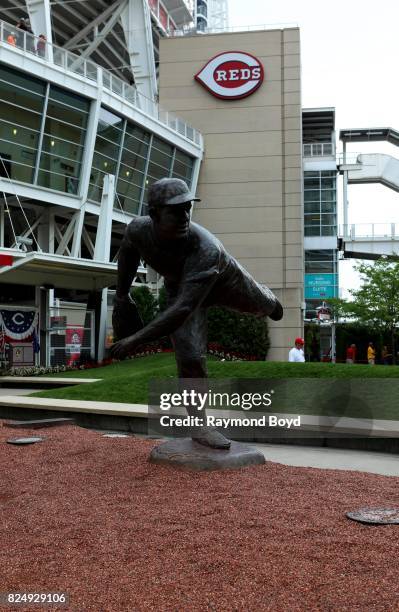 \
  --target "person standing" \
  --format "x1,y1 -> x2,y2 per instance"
381,345 -> 392,366
6,32 -> 16,46
346,343 -> 357,364
37,34 -> 47,58
16,18 -> 28,48
288,337 -> 305,362
367,342 -> 376,365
